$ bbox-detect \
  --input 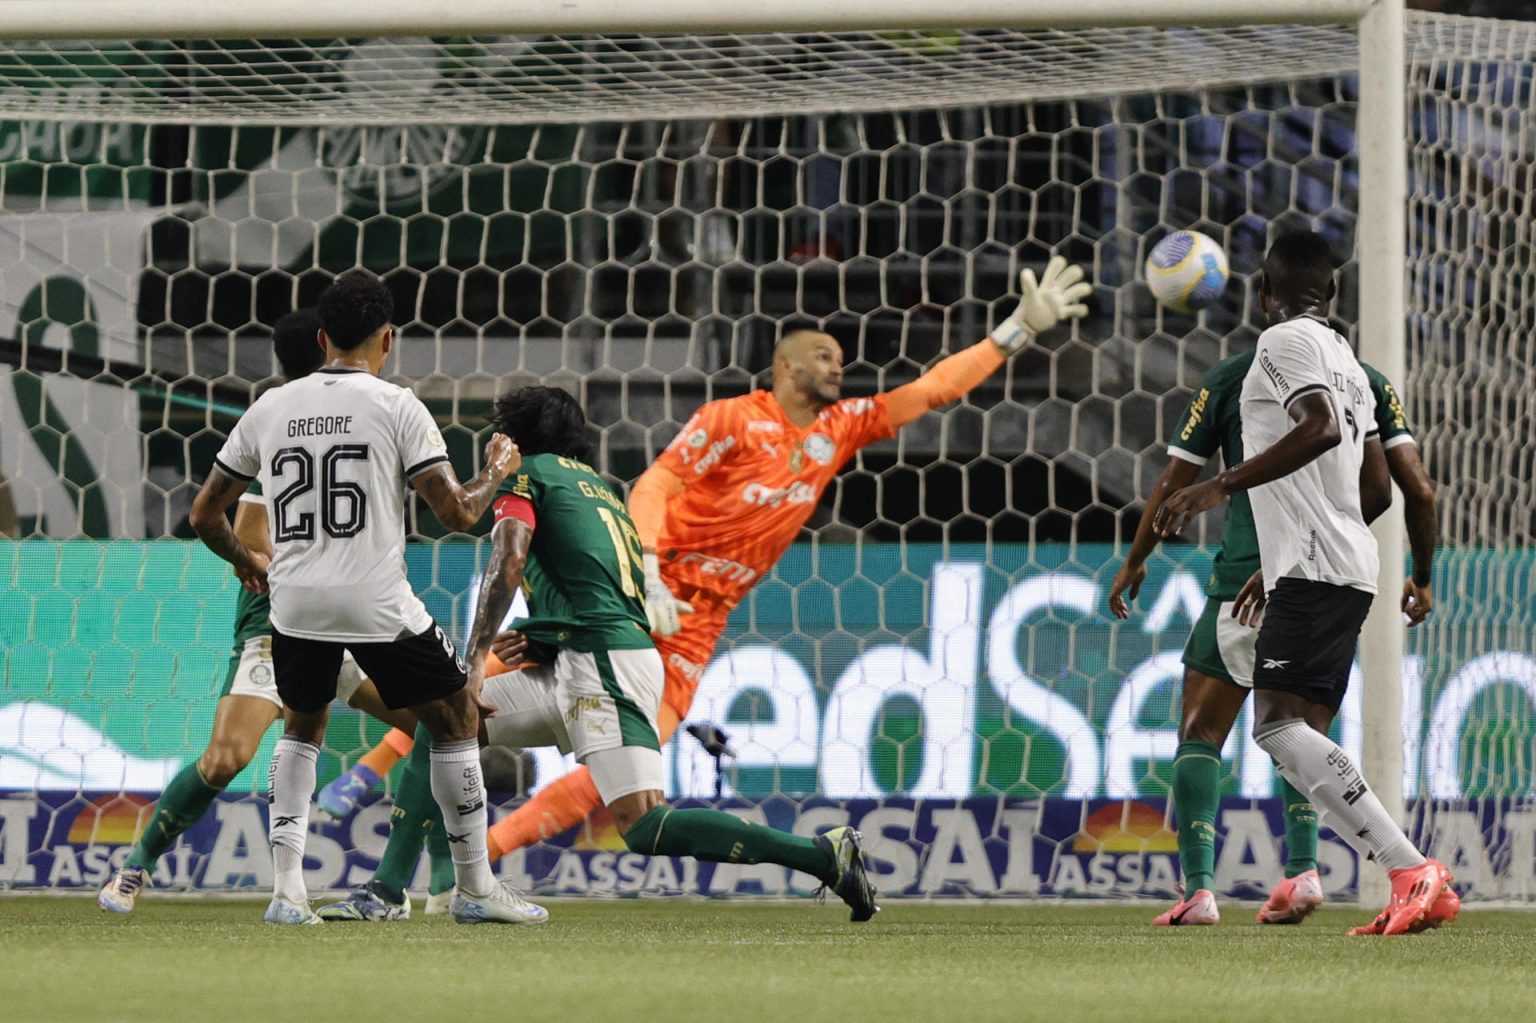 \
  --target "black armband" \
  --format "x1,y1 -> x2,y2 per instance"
1412,567 -> 1432,587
